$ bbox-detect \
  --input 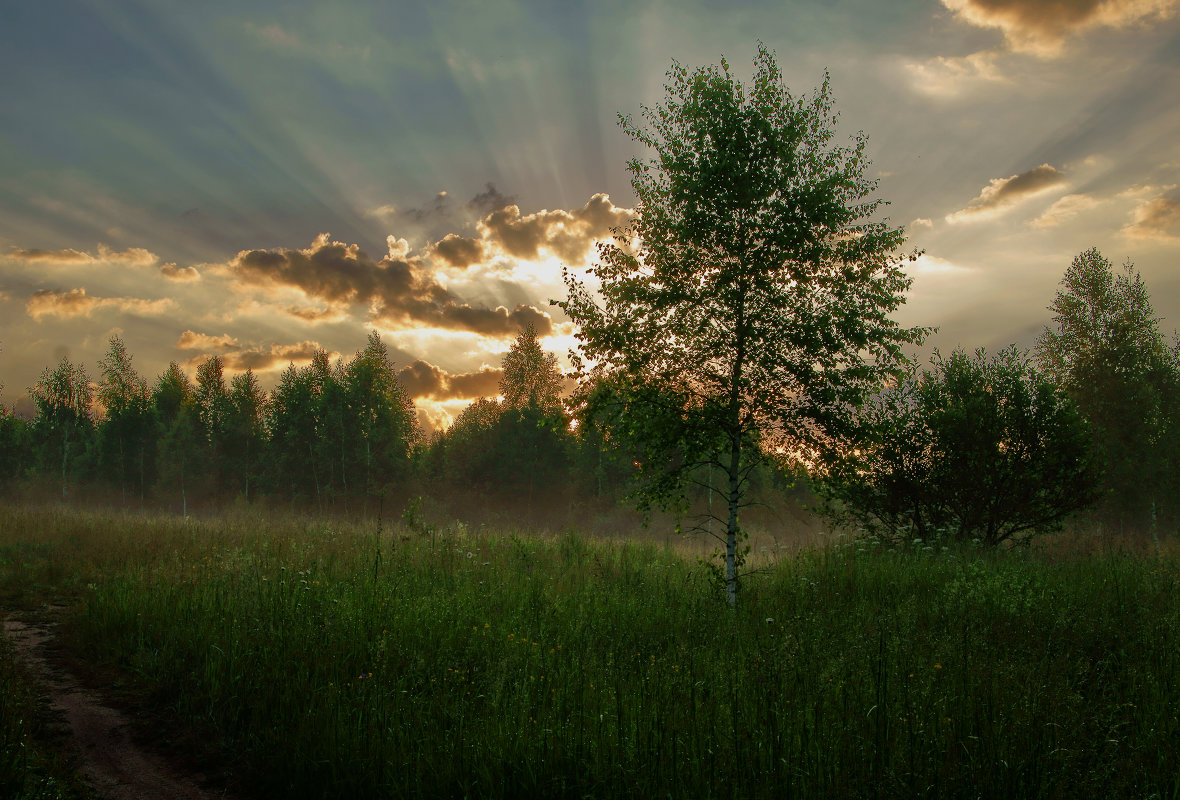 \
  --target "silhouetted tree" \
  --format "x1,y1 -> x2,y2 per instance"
560,45 -> 926,604
193,356 -> 231,493
341,332 -> 418,511
153,362 -> 200,516
825,347 -> 1100,546
96,335 -> 153,504
267,352 -> 332,506
1036,248 -> 1180,529
226,369 -> 267,501
30,356 -> 94,499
